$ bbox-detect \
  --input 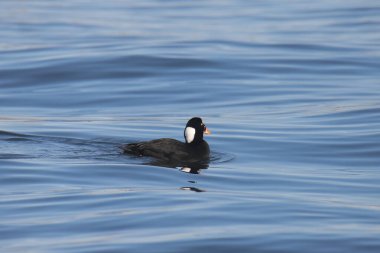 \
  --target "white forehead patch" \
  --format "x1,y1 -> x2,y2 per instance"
185,127 -> 196,143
